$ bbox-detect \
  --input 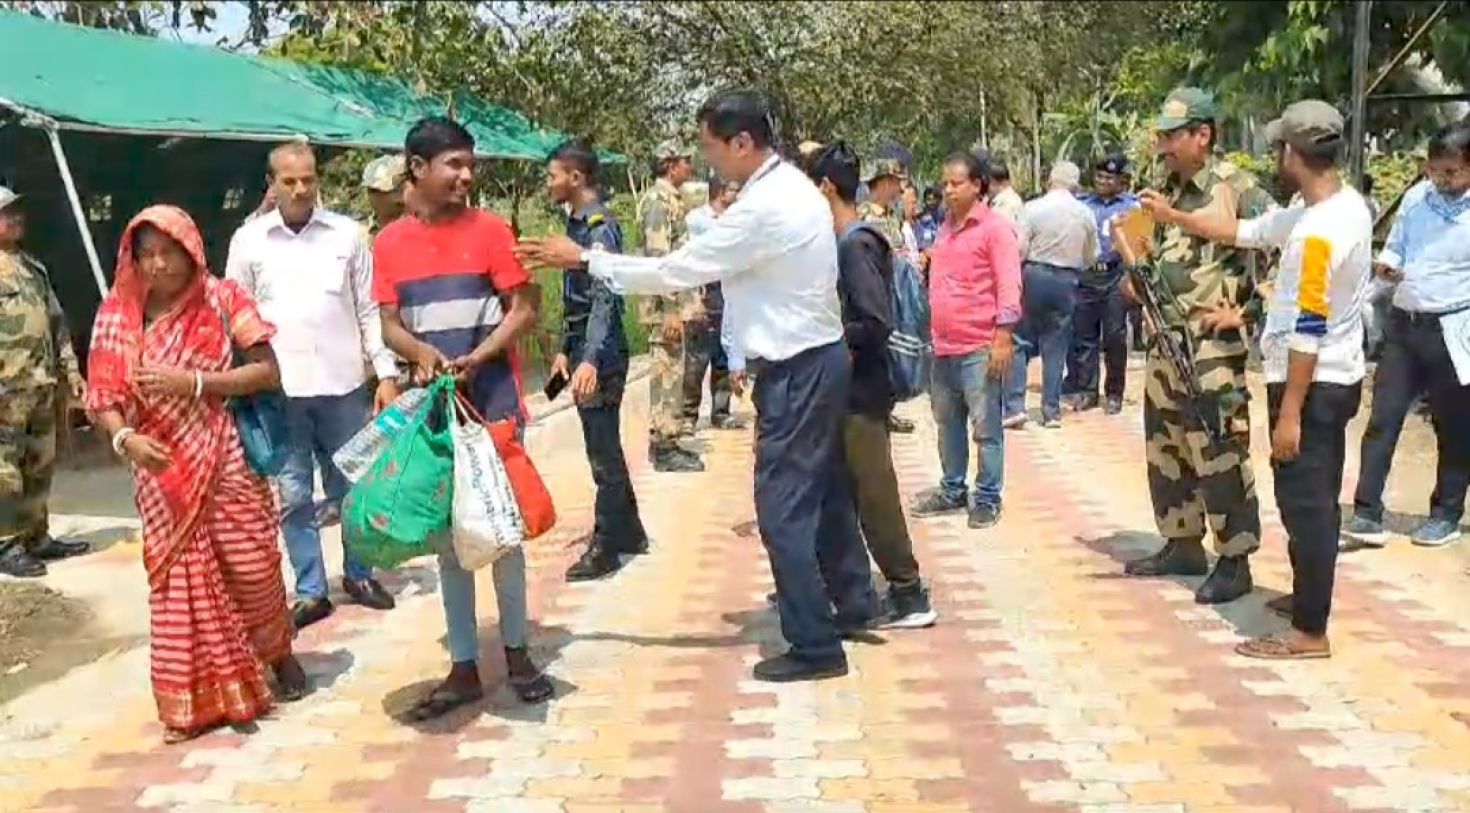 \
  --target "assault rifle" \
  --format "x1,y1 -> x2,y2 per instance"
1112,210 -> 1229,449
